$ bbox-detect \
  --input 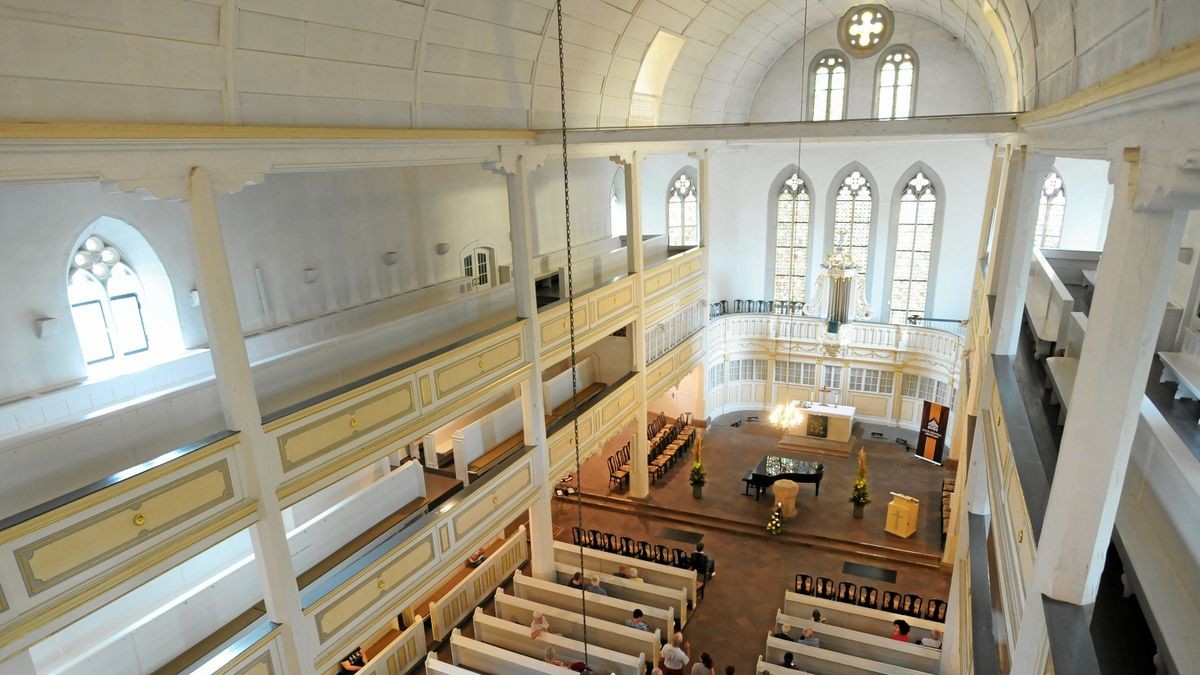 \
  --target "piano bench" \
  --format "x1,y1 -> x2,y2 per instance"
742,471 -> 764,499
